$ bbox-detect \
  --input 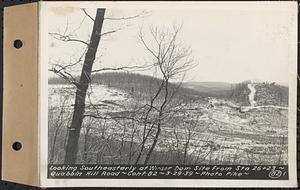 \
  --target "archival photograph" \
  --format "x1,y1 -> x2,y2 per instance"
46,3 -> 294,168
